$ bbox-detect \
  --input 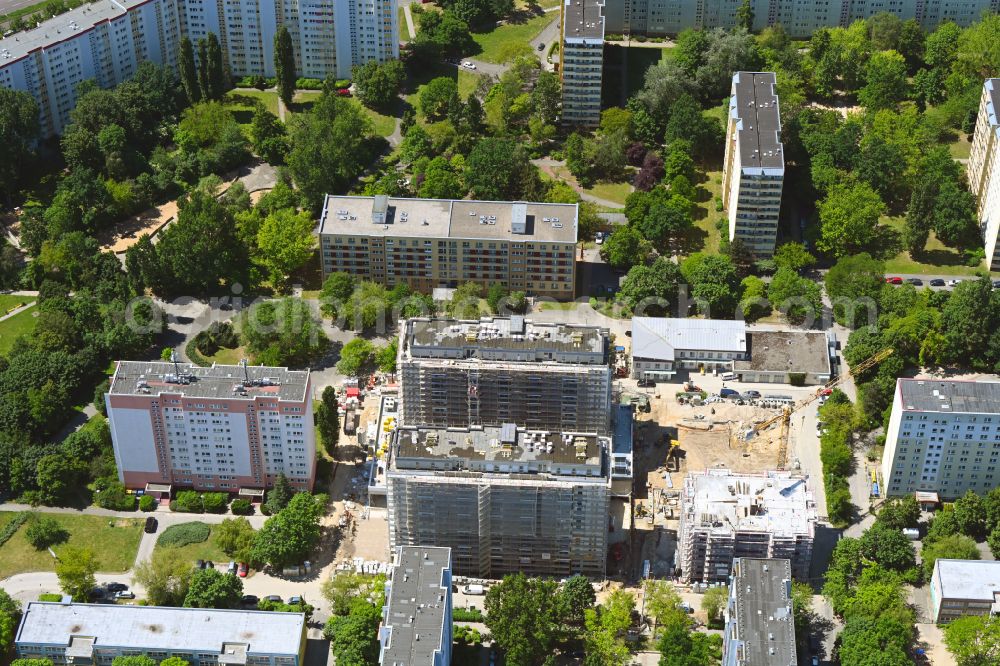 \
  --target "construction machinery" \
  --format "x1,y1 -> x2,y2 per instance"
745,347 -> 894,469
